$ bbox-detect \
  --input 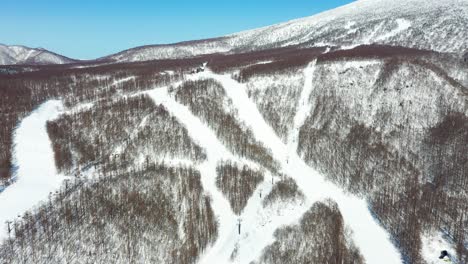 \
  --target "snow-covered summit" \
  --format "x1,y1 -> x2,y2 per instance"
230,0 -> 467,52
4,0 -> 466,65
103,0 -> 468,63
0,44 -> 77,65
